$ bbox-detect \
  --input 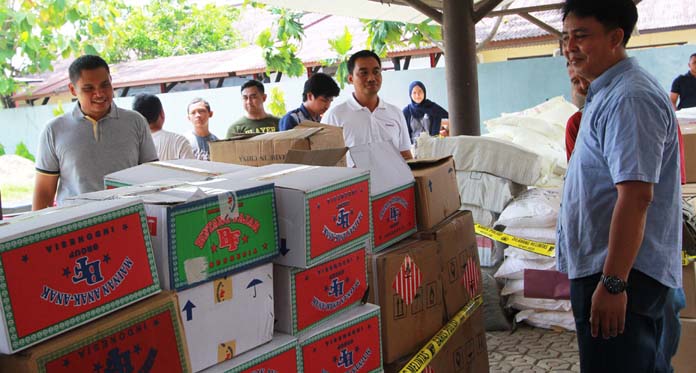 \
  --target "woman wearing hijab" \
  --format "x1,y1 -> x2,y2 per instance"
402,81 -> 449,144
